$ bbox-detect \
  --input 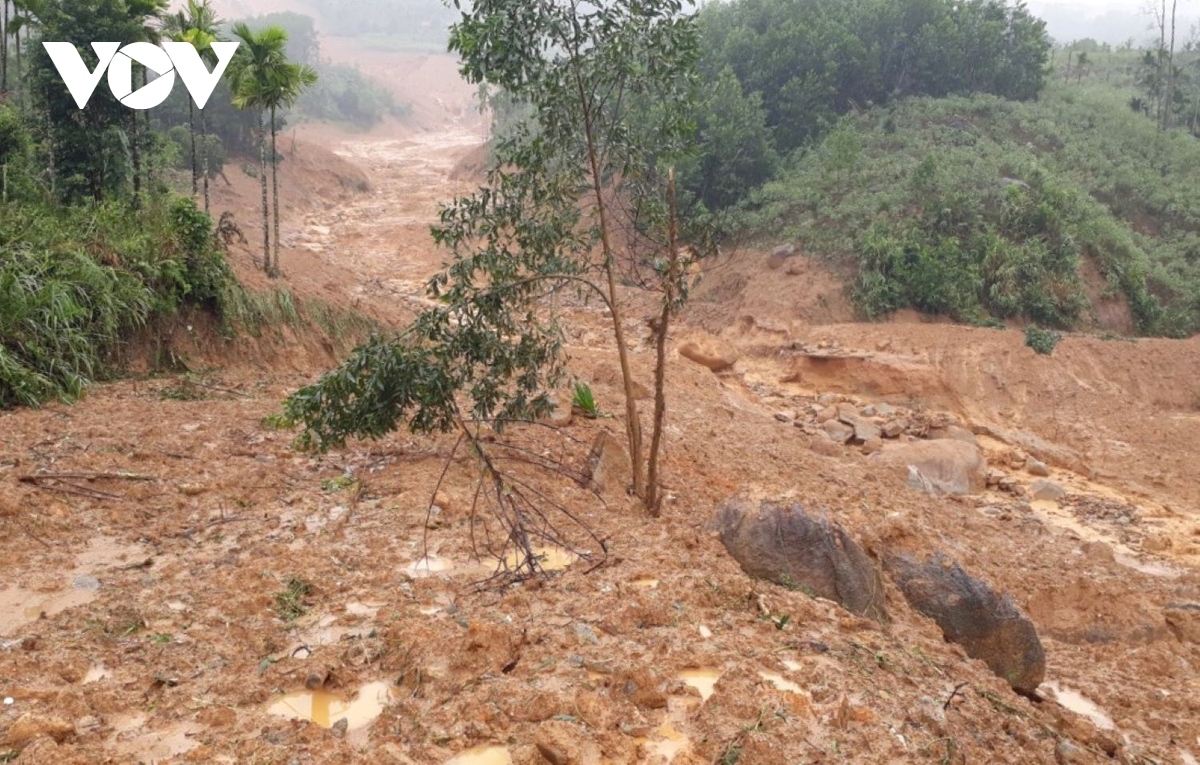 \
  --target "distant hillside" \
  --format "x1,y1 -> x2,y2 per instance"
741,84 -> 1200,337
